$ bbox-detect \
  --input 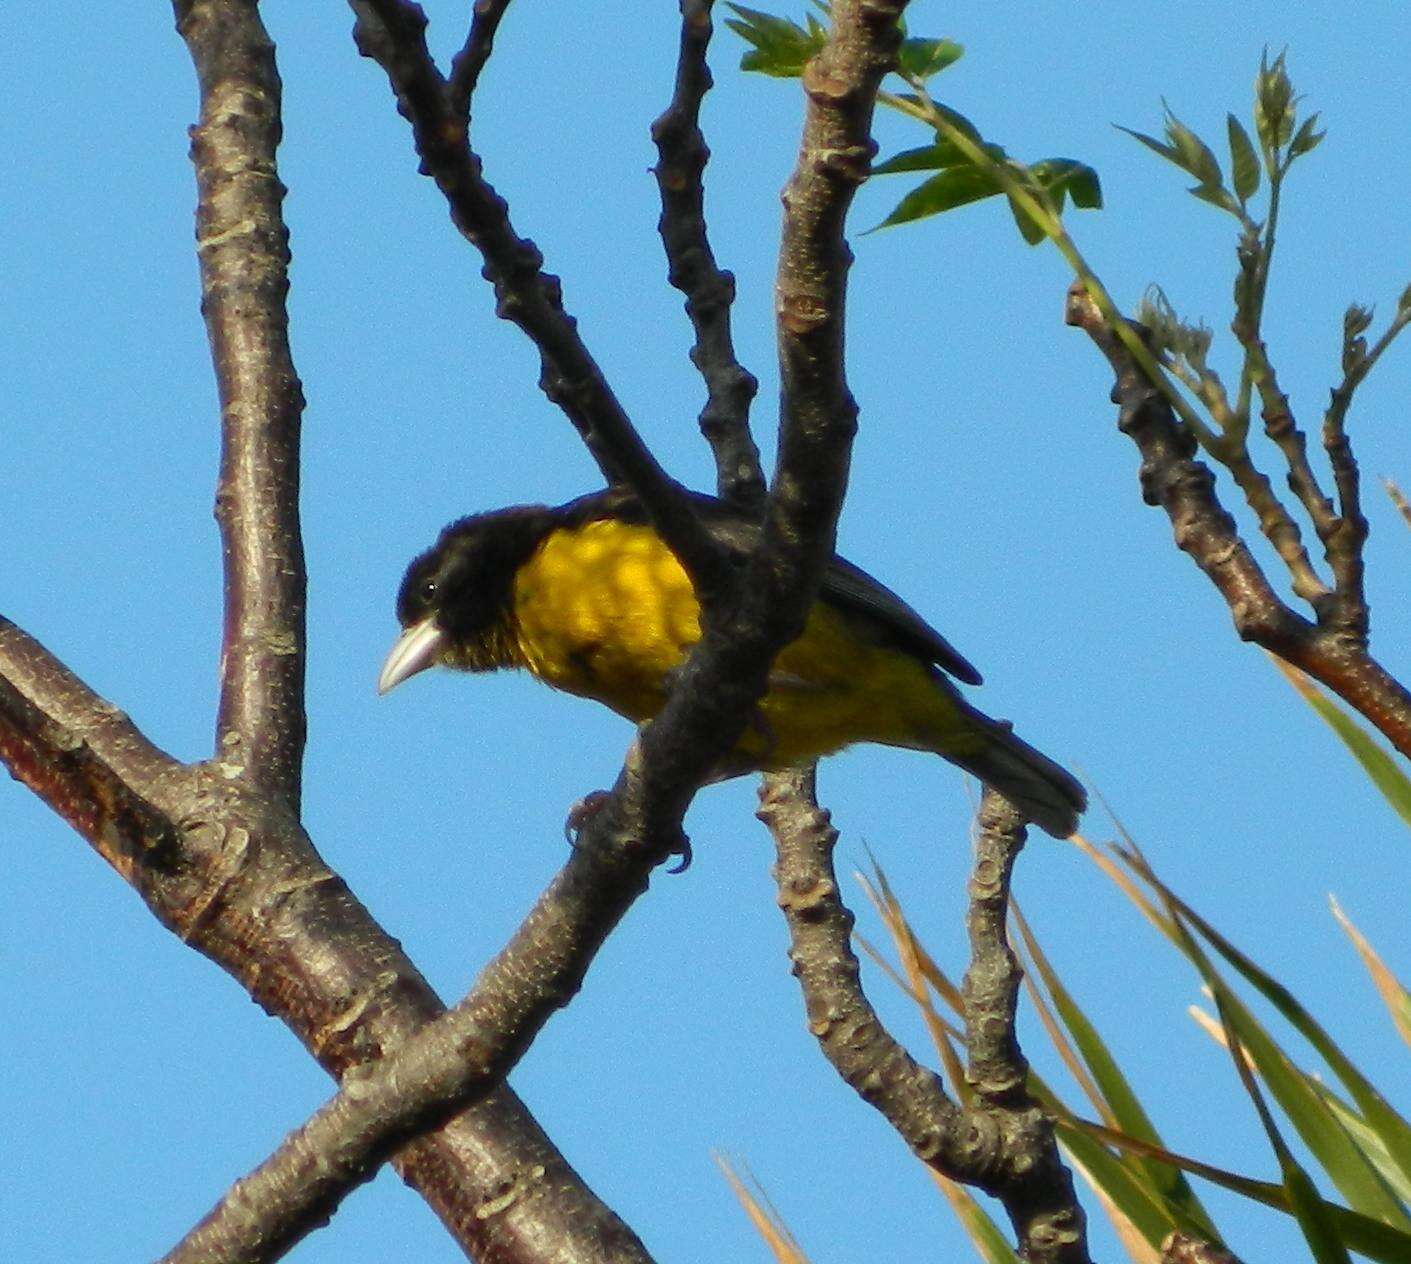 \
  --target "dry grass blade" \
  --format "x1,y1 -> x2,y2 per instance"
860,863 -> 966,1012
714,1154 -> 810,1264
1329,895 -> 1411,1048
858,867 -> 969,1095
1069,832 -> 1170,934
1383,477 -> 1411,530
1187,998 -> 1257,1075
